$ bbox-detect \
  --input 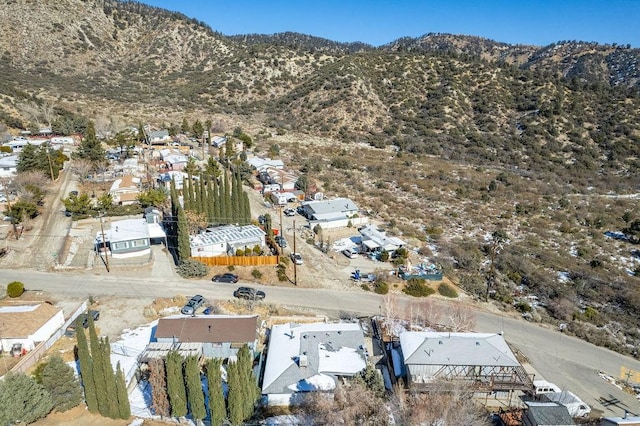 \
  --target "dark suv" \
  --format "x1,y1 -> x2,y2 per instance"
212,273 -> 239,283
233,286 -> 266,300
181,295 -> 205,315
